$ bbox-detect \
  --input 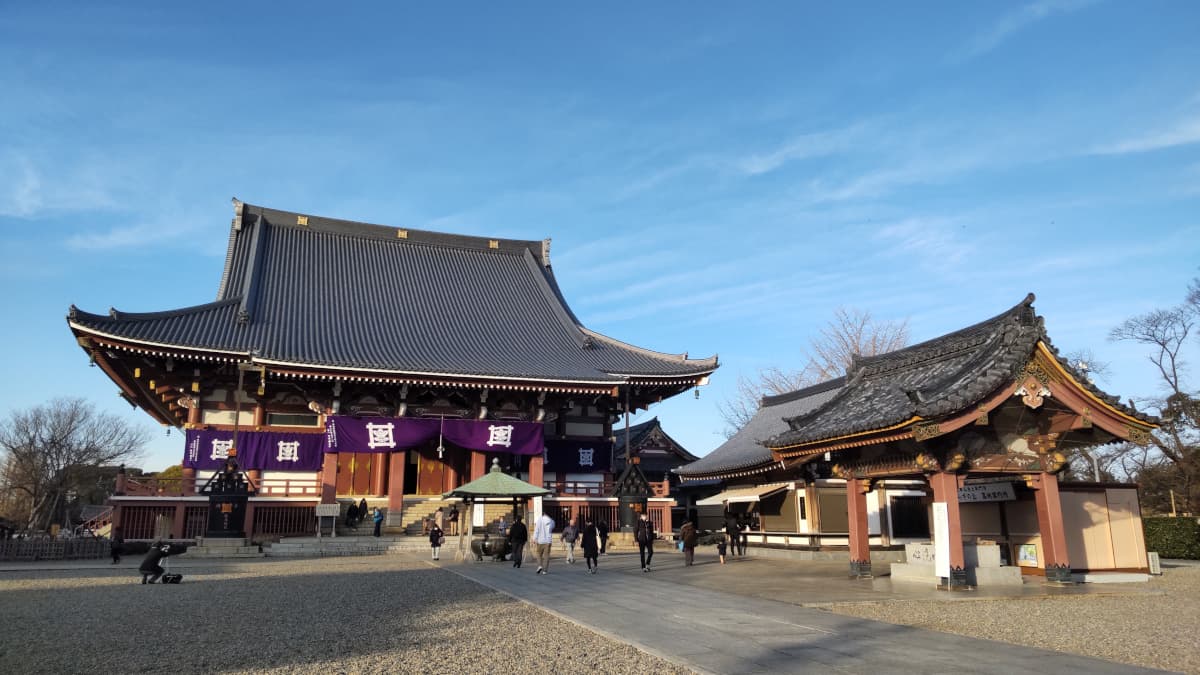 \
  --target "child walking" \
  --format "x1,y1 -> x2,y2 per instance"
429,523 -> 444,560
717,533 -> 728,565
